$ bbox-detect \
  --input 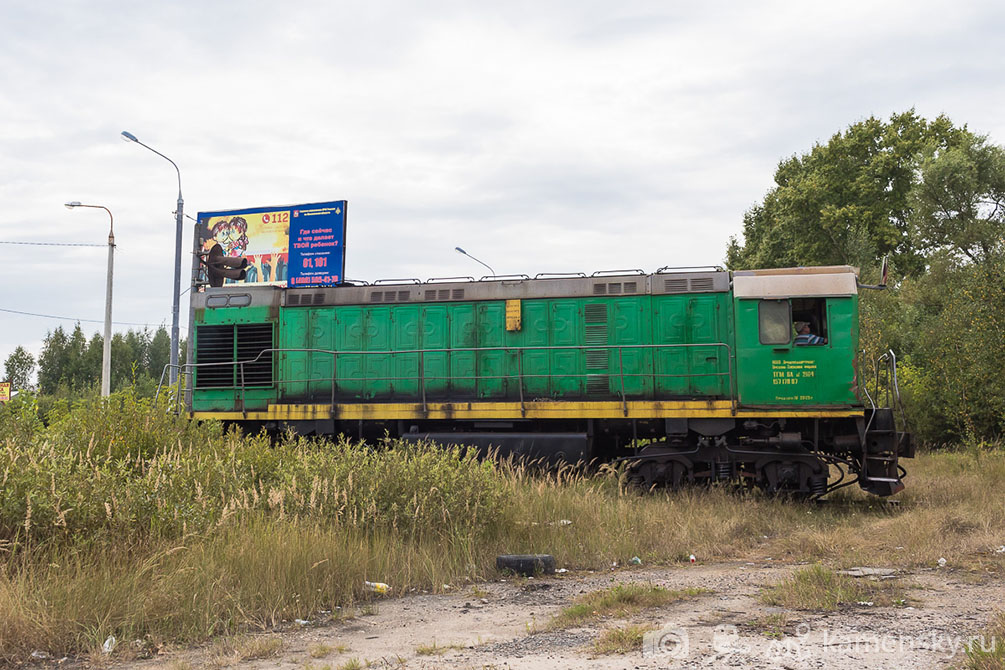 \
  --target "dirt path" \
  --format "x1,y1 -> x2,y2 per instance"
130,561 -> 1003,670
